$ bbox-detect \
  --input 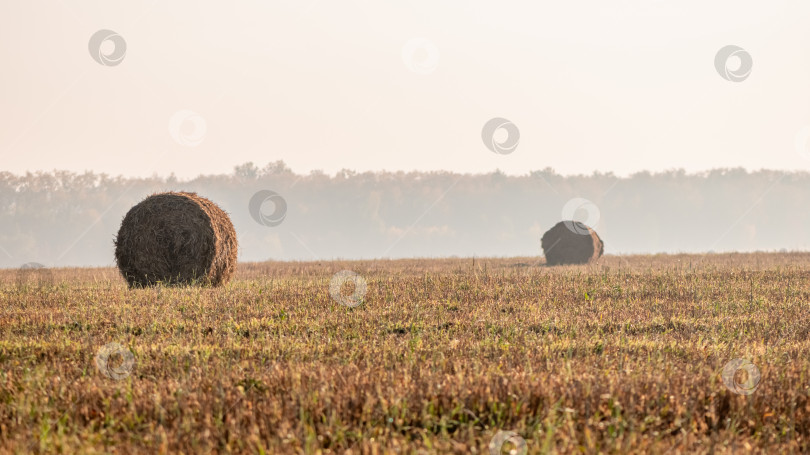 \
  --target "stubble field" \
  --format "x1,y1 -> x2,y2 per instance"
1,253 -> 810,454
